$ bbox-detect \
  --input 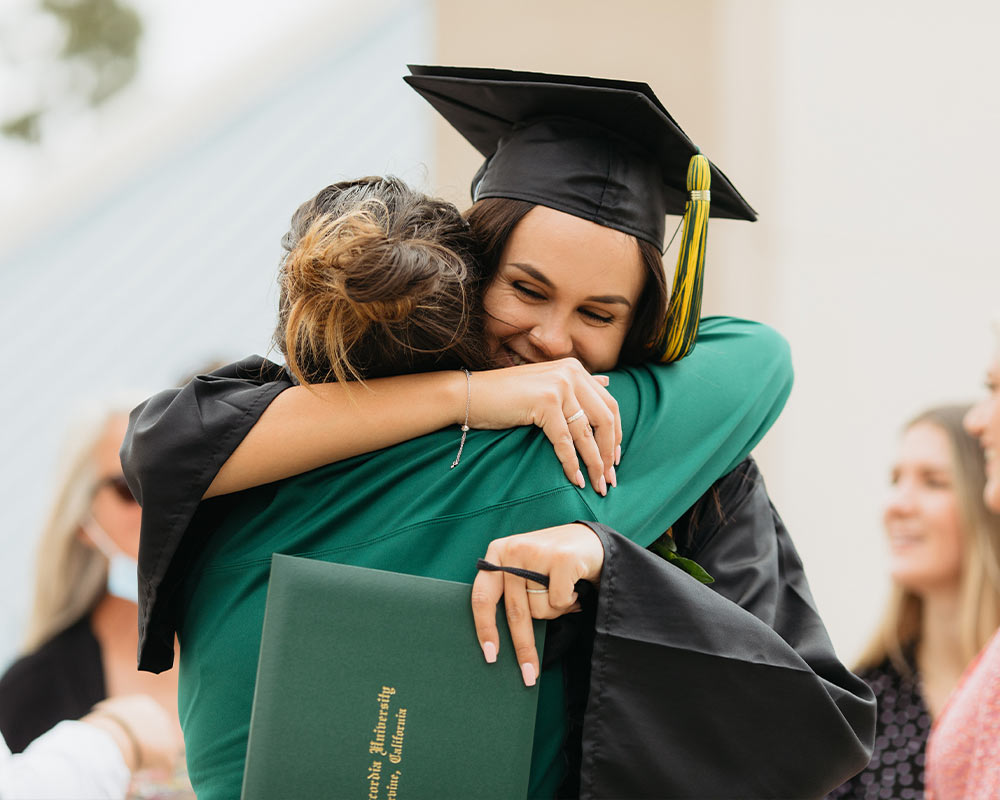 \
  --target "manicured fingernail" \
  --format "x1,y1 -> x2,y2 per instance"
615,445 -> 621,466
575,470 -> 585,488
609,466 -> 617,488
482,641 -> 497,664
598,476 -> 607,496
521,662 -> 536,687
